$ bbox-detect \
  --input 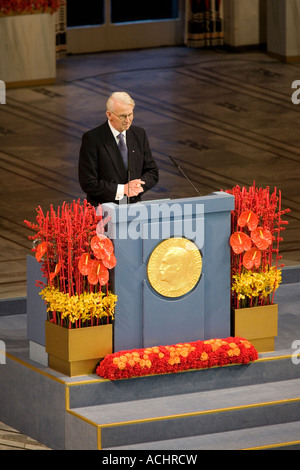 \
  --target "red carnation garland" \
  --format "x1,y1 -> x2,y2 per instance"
96,336 -> 258,381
